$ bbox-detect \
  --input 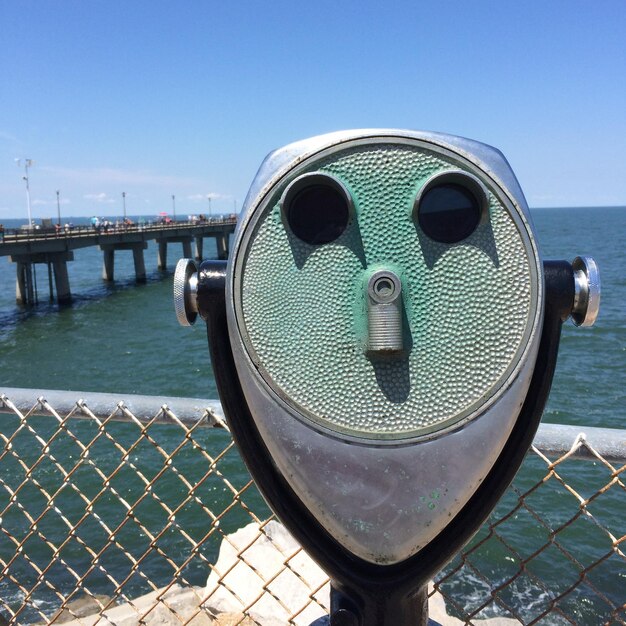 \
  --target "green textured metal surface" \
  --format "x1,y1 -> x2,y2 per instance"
237,143 -> 539,440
